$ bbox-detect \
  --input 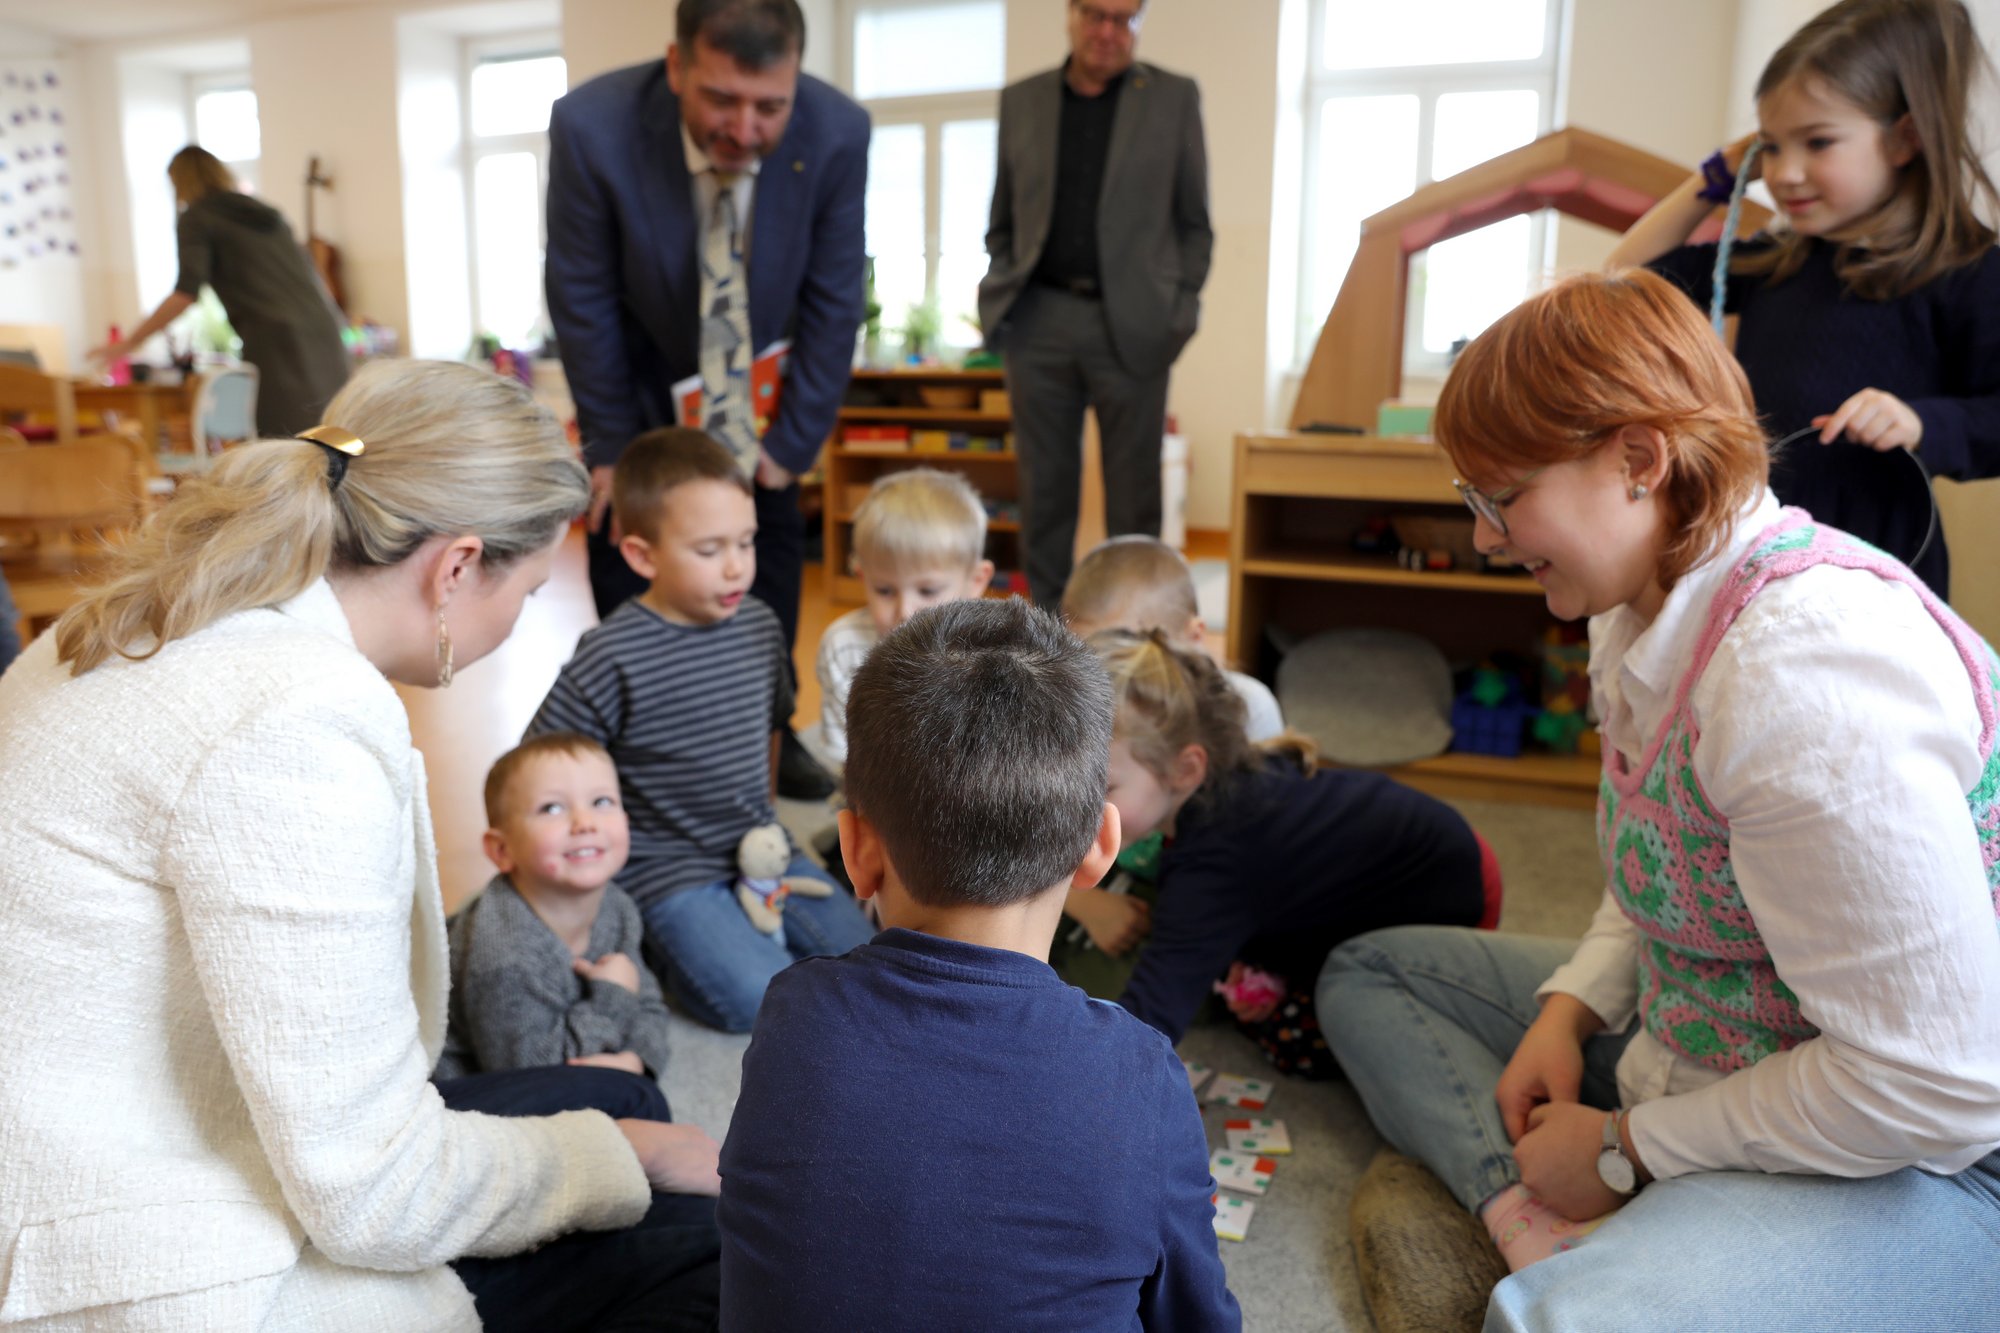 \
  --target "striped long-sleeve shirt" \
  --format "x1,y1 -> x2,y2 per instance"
528,597 -> 793,906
